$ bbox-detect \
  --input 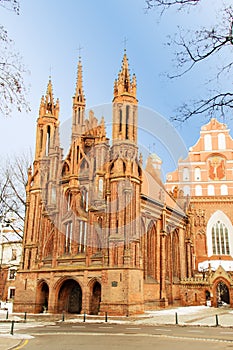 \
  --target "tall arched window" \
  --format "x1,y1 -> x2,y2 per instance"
46,125 -> 51,156
77,220 -> 87,253
51,185 -> 56,204
98,178 -> 104,198
119,109 -> 122,133
64,222 -> 73,254
126,105 -> 129,139
172,231 -> 180,279
81,188 -> 88,211
40,129 -> 43,151
208,184 -> 215,196
218,133 -> 226,150
211,222 -> 230,255
147,221 -> 157,279
183,167 -> 190,181
204,134 -> 212,151
206,210 -> 233,257
194,167 -> 201,181
195,185 -> 202,196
